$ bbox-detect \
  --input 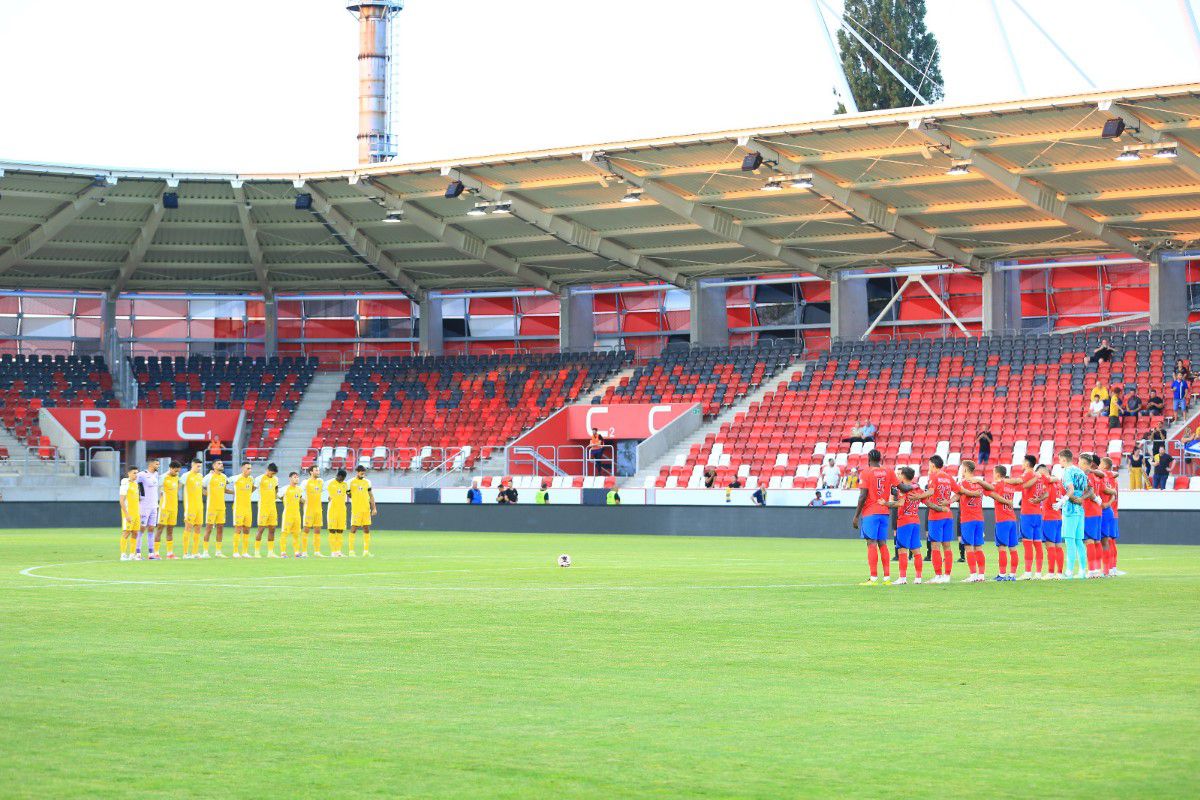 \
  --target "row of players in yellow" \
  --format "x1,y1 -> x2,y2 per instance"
118,459 -> 378,561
